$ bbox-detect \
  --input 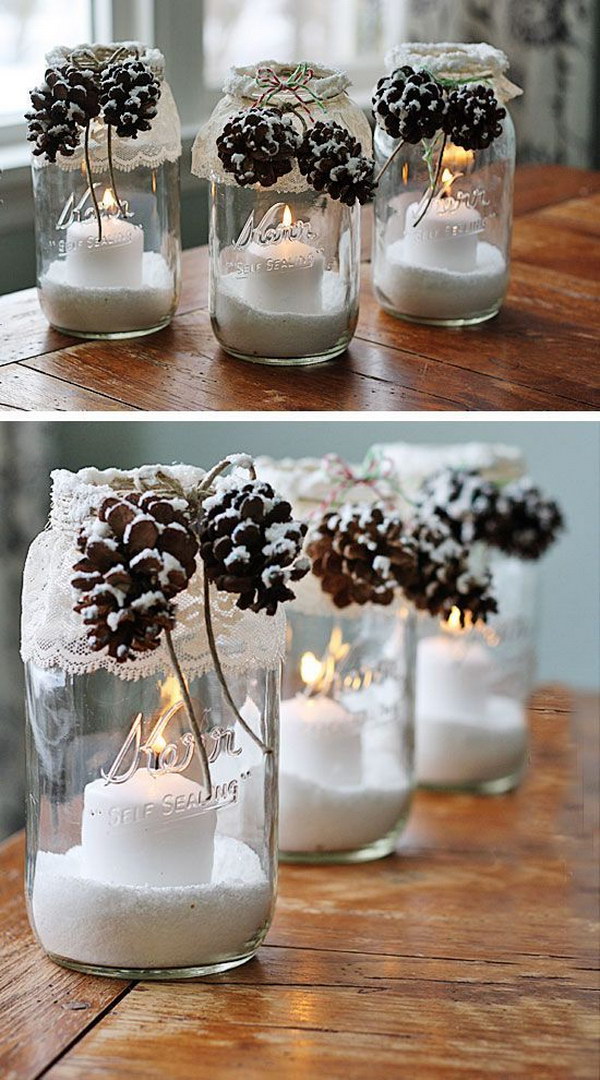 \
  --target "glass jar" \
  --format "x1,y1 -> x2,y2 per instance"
22,465 -> 283,980
373,44 -> 518,326
415,554 -> 538,794
193,62 -> 371,365
31,43 -> 181,339
279,605 -> 416,862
